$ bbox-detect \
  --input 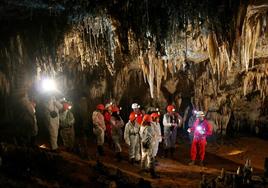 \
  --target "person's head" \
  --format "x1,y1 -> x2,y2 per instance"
166,105 -> 176,114
151,112 -> 160,122
96,104 -> 105,112
142,114 -> 152,126
63,102 -> 71,111
105,103 -> 113,113
129,112 -> 137,122
112,106 -> 120,115
131,103 -> 140,113
196,111 -> 205,120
